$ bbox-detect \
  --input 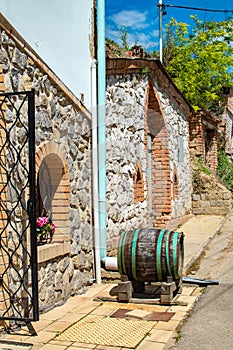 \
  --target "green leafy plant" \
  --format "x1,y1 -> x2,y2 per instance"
164,16 -> 233,113
36,216 -> 55,244
217,148 -> 233,191
118,25 -> 130,51
195,157 -> 212,175
174,330 -> 182,341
